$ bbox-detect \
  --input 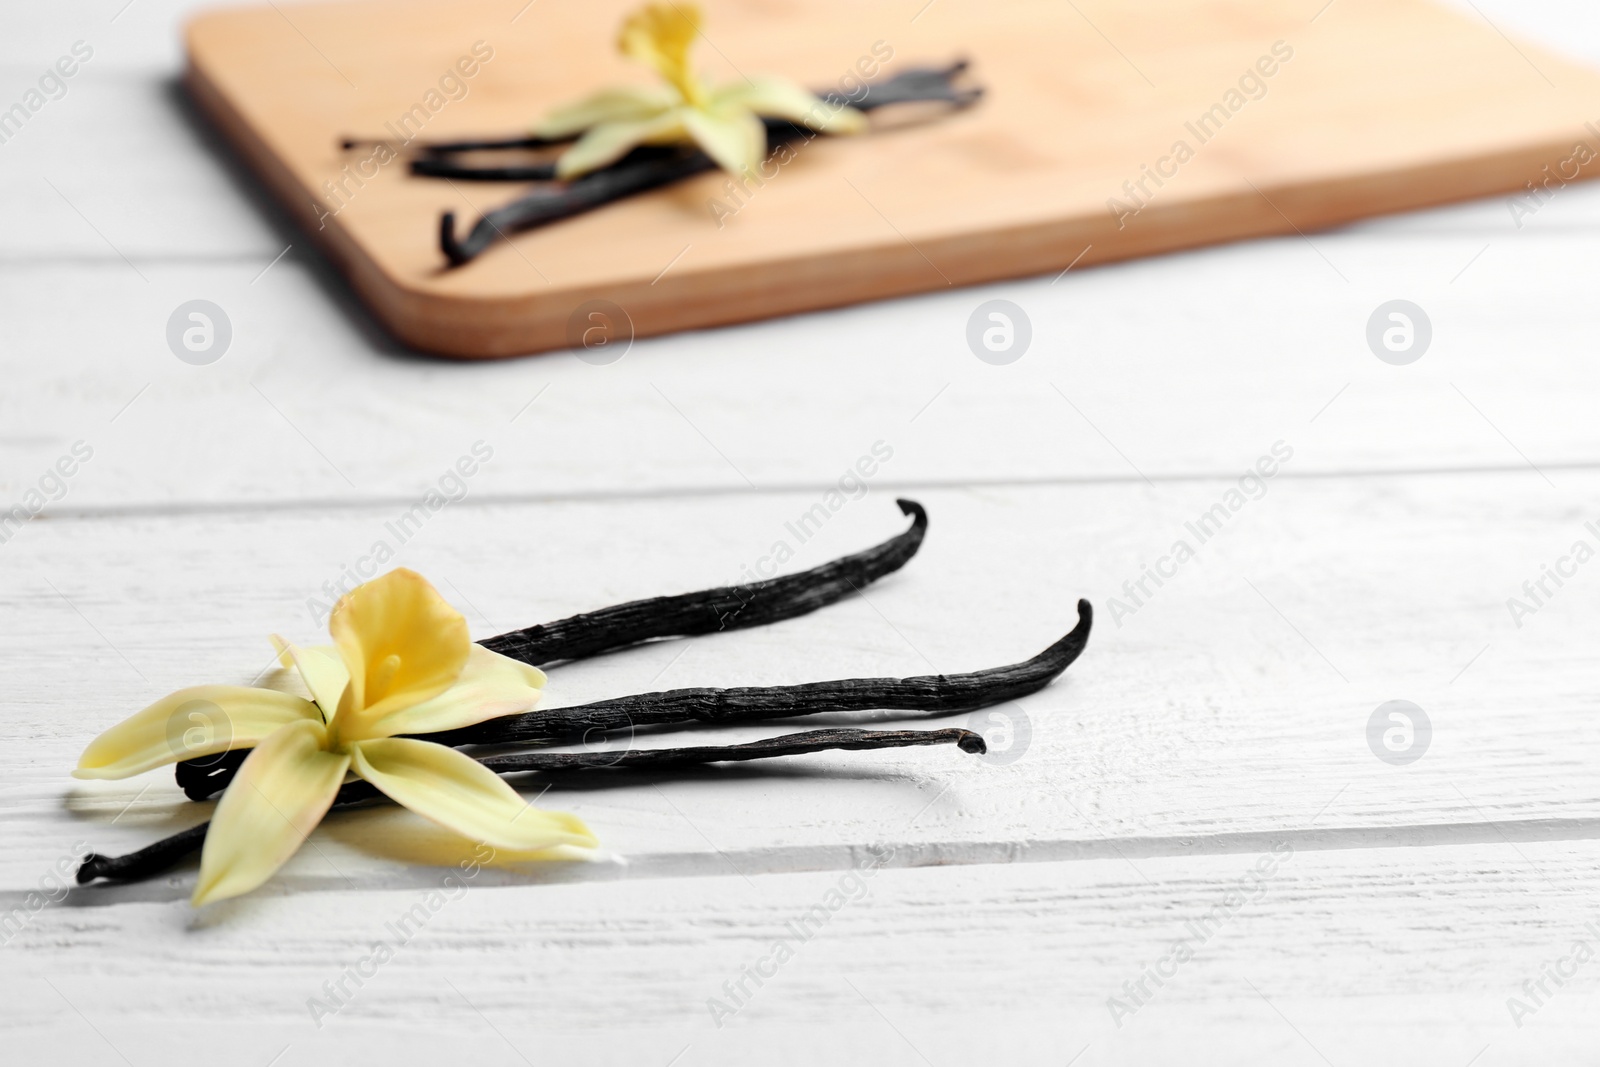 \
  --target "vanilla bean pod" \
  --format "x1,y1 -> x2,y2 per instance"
438,150 -> 711,262
81,727 -> 982,886
411,62 -> 973,183
436,599 -> 1092,748
430,62 -> 982,264
175,499 -> 927,799
78,824 -> 207,888
482,497 -> 926,665
400,62 -> 978,178
177,598 -> 1090,801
